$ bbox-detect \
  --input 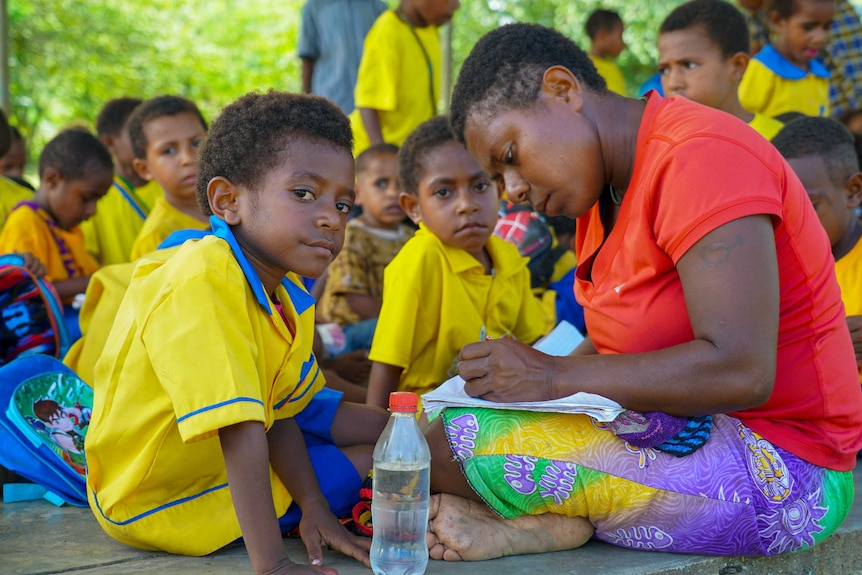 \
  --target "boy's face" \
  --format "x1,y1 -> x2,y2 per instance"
104,119 -> 137,175
228,138 -> 355,286
414,0 -> 460,27
43,160 -> 113,230
788,154 -> 858,248
596,24 -> 626,58
400,140 -> 500,261
0,139 -> 26,178
771,0 -> 834,68
658,26 -> 747,114
133,112 -> 205,203
356,152 -> 404,230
